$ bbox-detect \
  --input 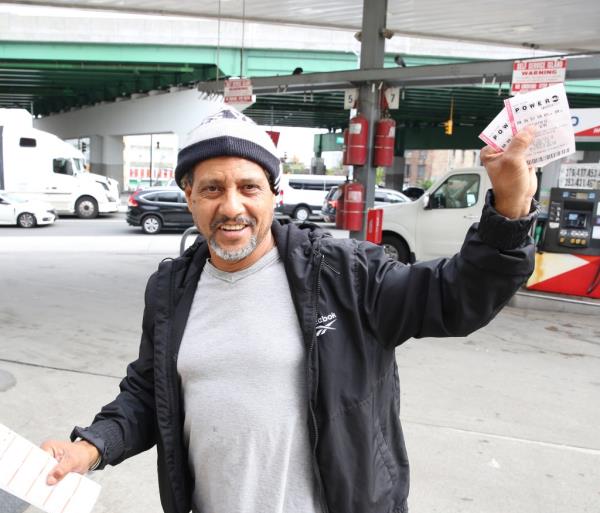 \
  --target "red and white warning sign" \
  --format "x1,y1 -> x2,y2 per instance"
224,78 -> 254,107
511,57 -> 567,95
